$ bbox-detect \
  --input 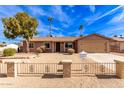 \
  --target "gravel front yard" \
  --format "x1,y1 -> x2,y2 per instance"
1,53 -> 83,63
1,53 -> 124,63
87,53 -> 124,63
